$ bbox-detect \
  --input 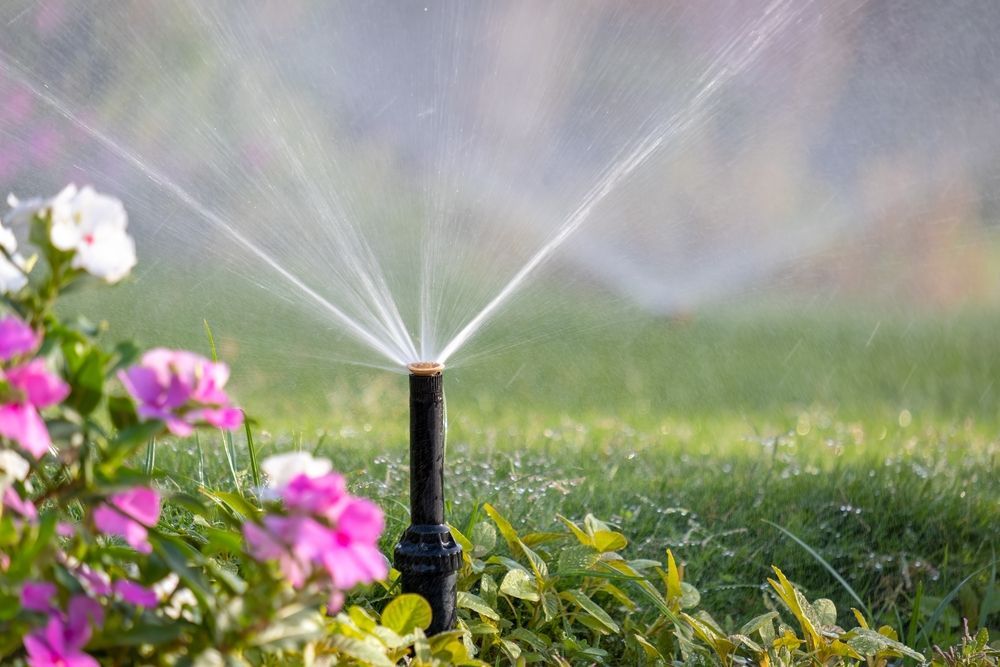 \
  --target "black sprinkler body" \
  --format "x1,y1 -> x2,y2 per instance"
393,362 -> 462,635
